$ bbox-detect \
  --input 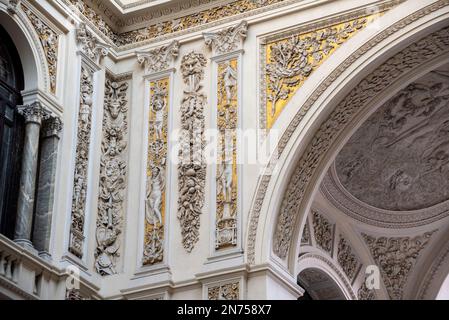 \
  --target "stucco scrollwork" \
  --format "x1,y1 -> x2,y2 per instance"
362,231 -> 436,300
204,21 -> 247,55
69,65 -> 94,259
76,22 -> 110,63
22,5 -> 59,94
208,282 -> 240,300
271,25 -> 449,262
178,52 -> 207,252
337,235 -> 360,282
7,0 -> 20,14
95,78 -> 129,276
136,40 -> 179,74
311,210 -> 334,255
